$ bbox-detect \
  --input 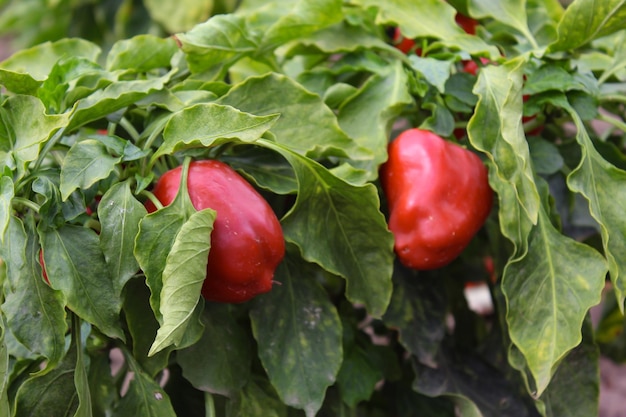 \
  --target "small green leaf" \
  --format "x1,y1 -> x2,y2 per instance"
154,103 -> 280,160
0,176 -> 13,242
60,139 -> 121,200
335,345 -> 382,408
260,139 -> 393,317
177,14 -> 259,74
250,252 -> 342,417
468,0 -> 537,48
106,35 -> 179,72
337,60 -> 414,180
115,354 -> 177,417
549,0 -> 626,52
178,304 -> 252,397
409,56 -> 453,94
72,317 -> 93,417
98,181 -> 147,296
67,77 -> 170,131
41,225 -> 124,340
145,0 -> 214,33
149,208 -> 215,356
